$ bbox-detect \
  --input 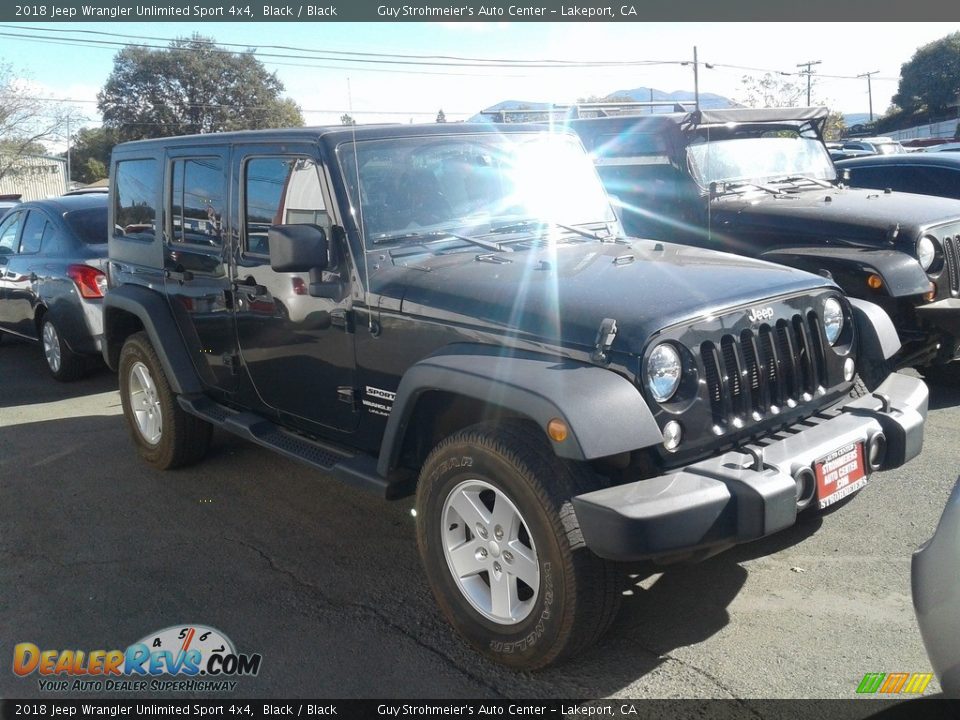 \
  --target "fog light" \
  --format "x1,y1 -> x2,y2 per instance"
547,418 -> 568,443
843,357 -> 856,381
867,274 -> 883,290
663,421 -> 682,452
